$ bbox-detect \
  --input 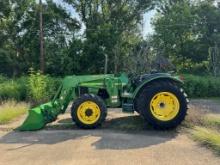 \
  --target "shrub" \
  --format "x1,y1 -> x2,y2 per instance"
0,73 -> 61,103
16,76 -> 28,100
27,69 -> 62,104
179,61 -> 209,76
0,79 -> 27,101
0,75 -> 7,83
46,76 -> 62,100
27,70 -> 49,103
183,74 -> 220,98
